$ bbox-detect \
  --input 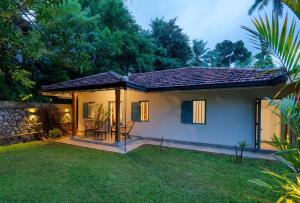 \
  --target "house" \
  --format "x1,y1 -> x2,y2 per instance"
41,67 -> 288,151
